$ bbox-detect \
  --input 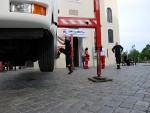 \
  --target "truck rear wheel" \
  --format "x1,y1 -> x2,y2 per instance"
38,32 -> 54,72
